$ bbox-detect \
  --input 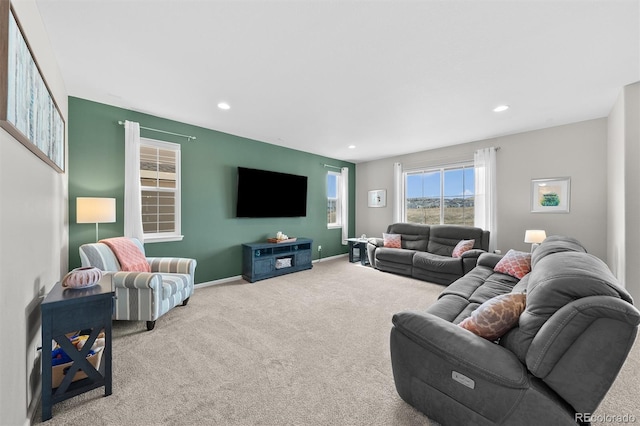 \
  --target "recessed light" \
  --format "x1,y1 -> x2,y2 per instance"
348,145 -> 356,149
493,105 -> 510,112
218,102 -> 230,110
